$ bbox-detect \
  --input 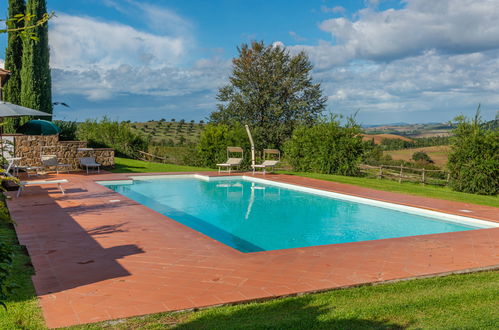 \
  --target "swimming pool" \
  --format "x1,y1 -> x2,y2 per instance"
99,175 -> 495,252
